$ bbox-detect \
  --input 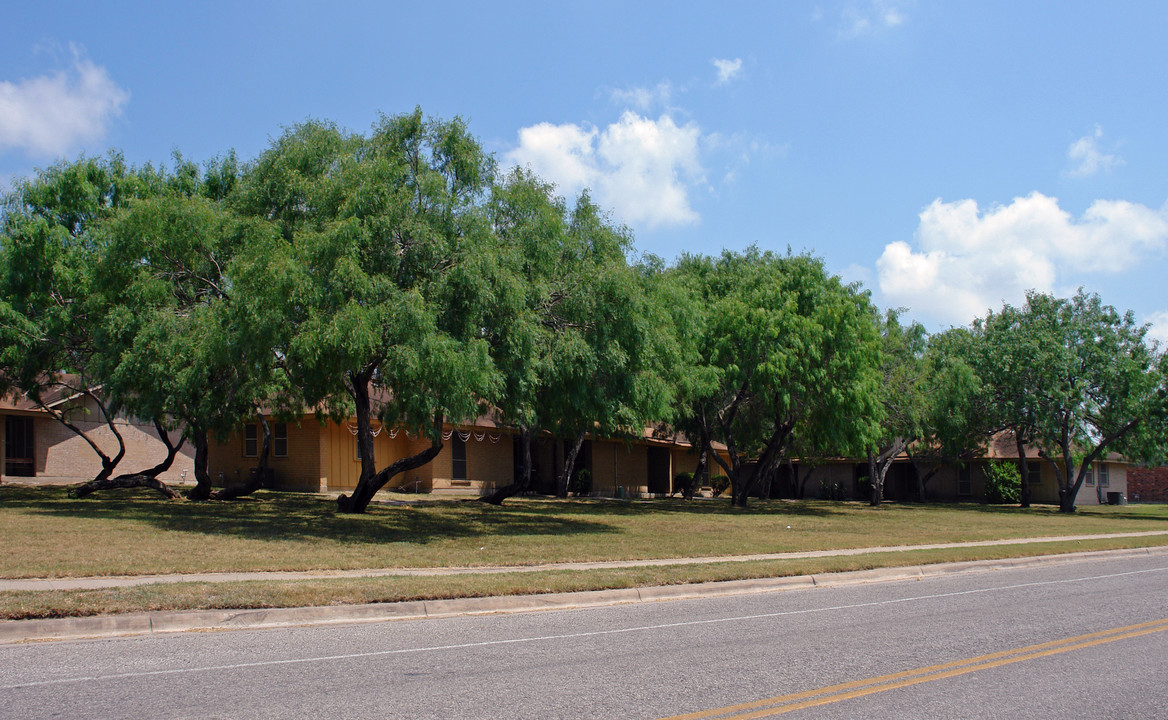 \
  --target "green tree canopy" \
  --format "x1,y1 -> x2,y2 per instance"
236,110 -> 501,513
671,248 -> 883,507
975,290 -> 1167,512
0,154 -> 171,486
